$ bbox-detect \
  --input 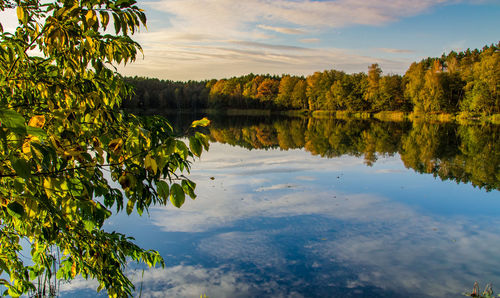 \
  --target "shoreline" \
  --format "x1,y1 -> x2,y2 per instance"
124,108 -> 500,124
